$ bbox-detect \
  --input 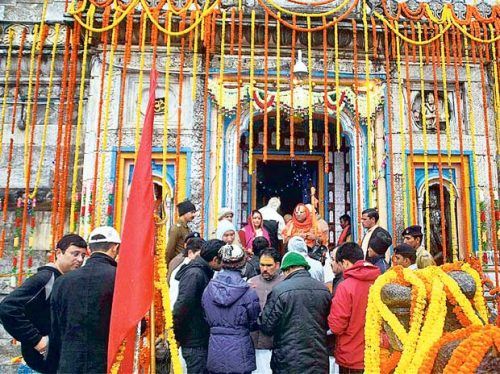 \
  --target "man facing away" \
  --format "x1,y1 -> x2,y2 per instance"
366,228 -> 393,275
0,234 -> 87,373
46,226 -> 121,374
287,236 -> 324,282
248,248 -> 284,374
259,197 -> 286,251
328,242 -> 380,374
173,239 -> 224,374
259,252 -> 331,374
166,199 -> 197,264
